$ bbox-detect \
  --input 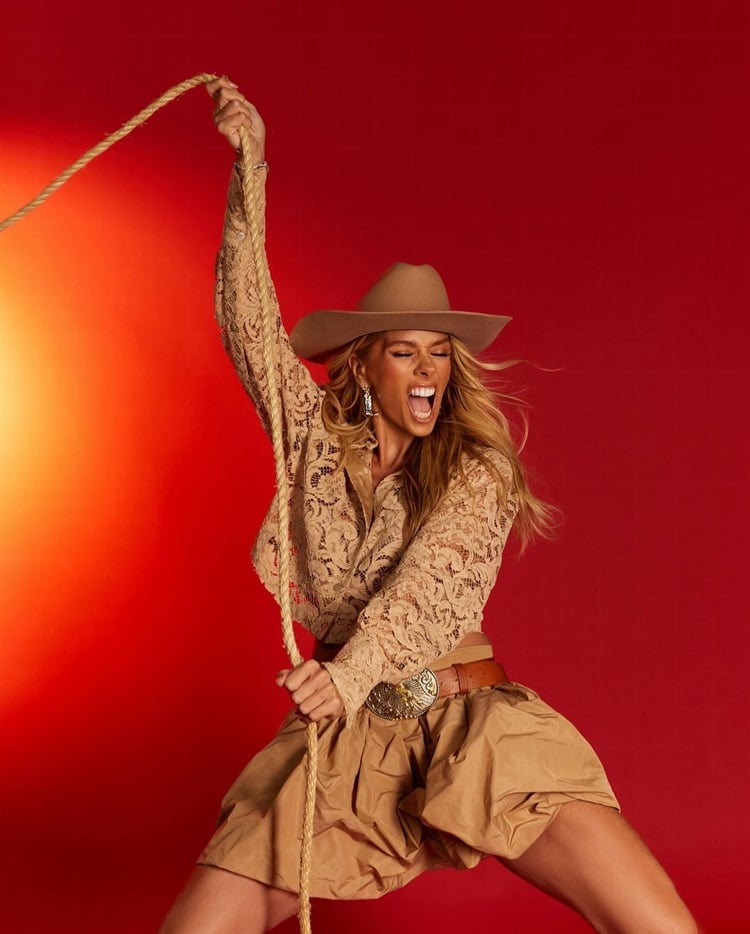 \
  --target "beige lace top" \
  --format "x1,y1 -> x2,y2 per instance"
217,170 -> 519,724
